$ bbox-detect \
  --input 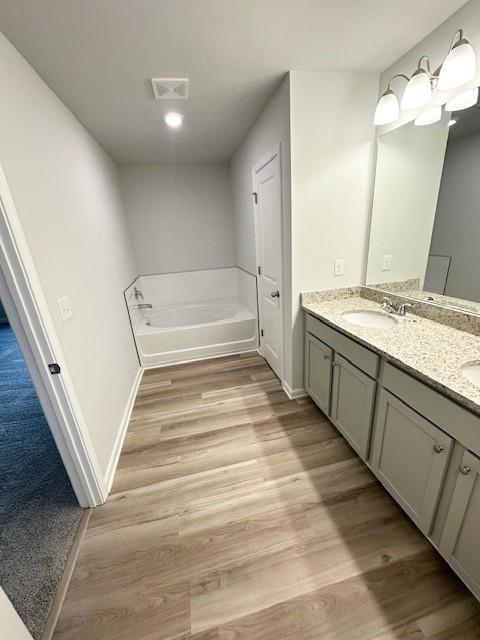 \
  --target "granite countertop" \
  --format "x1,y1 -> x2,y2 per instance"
302,294 -> 480,416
